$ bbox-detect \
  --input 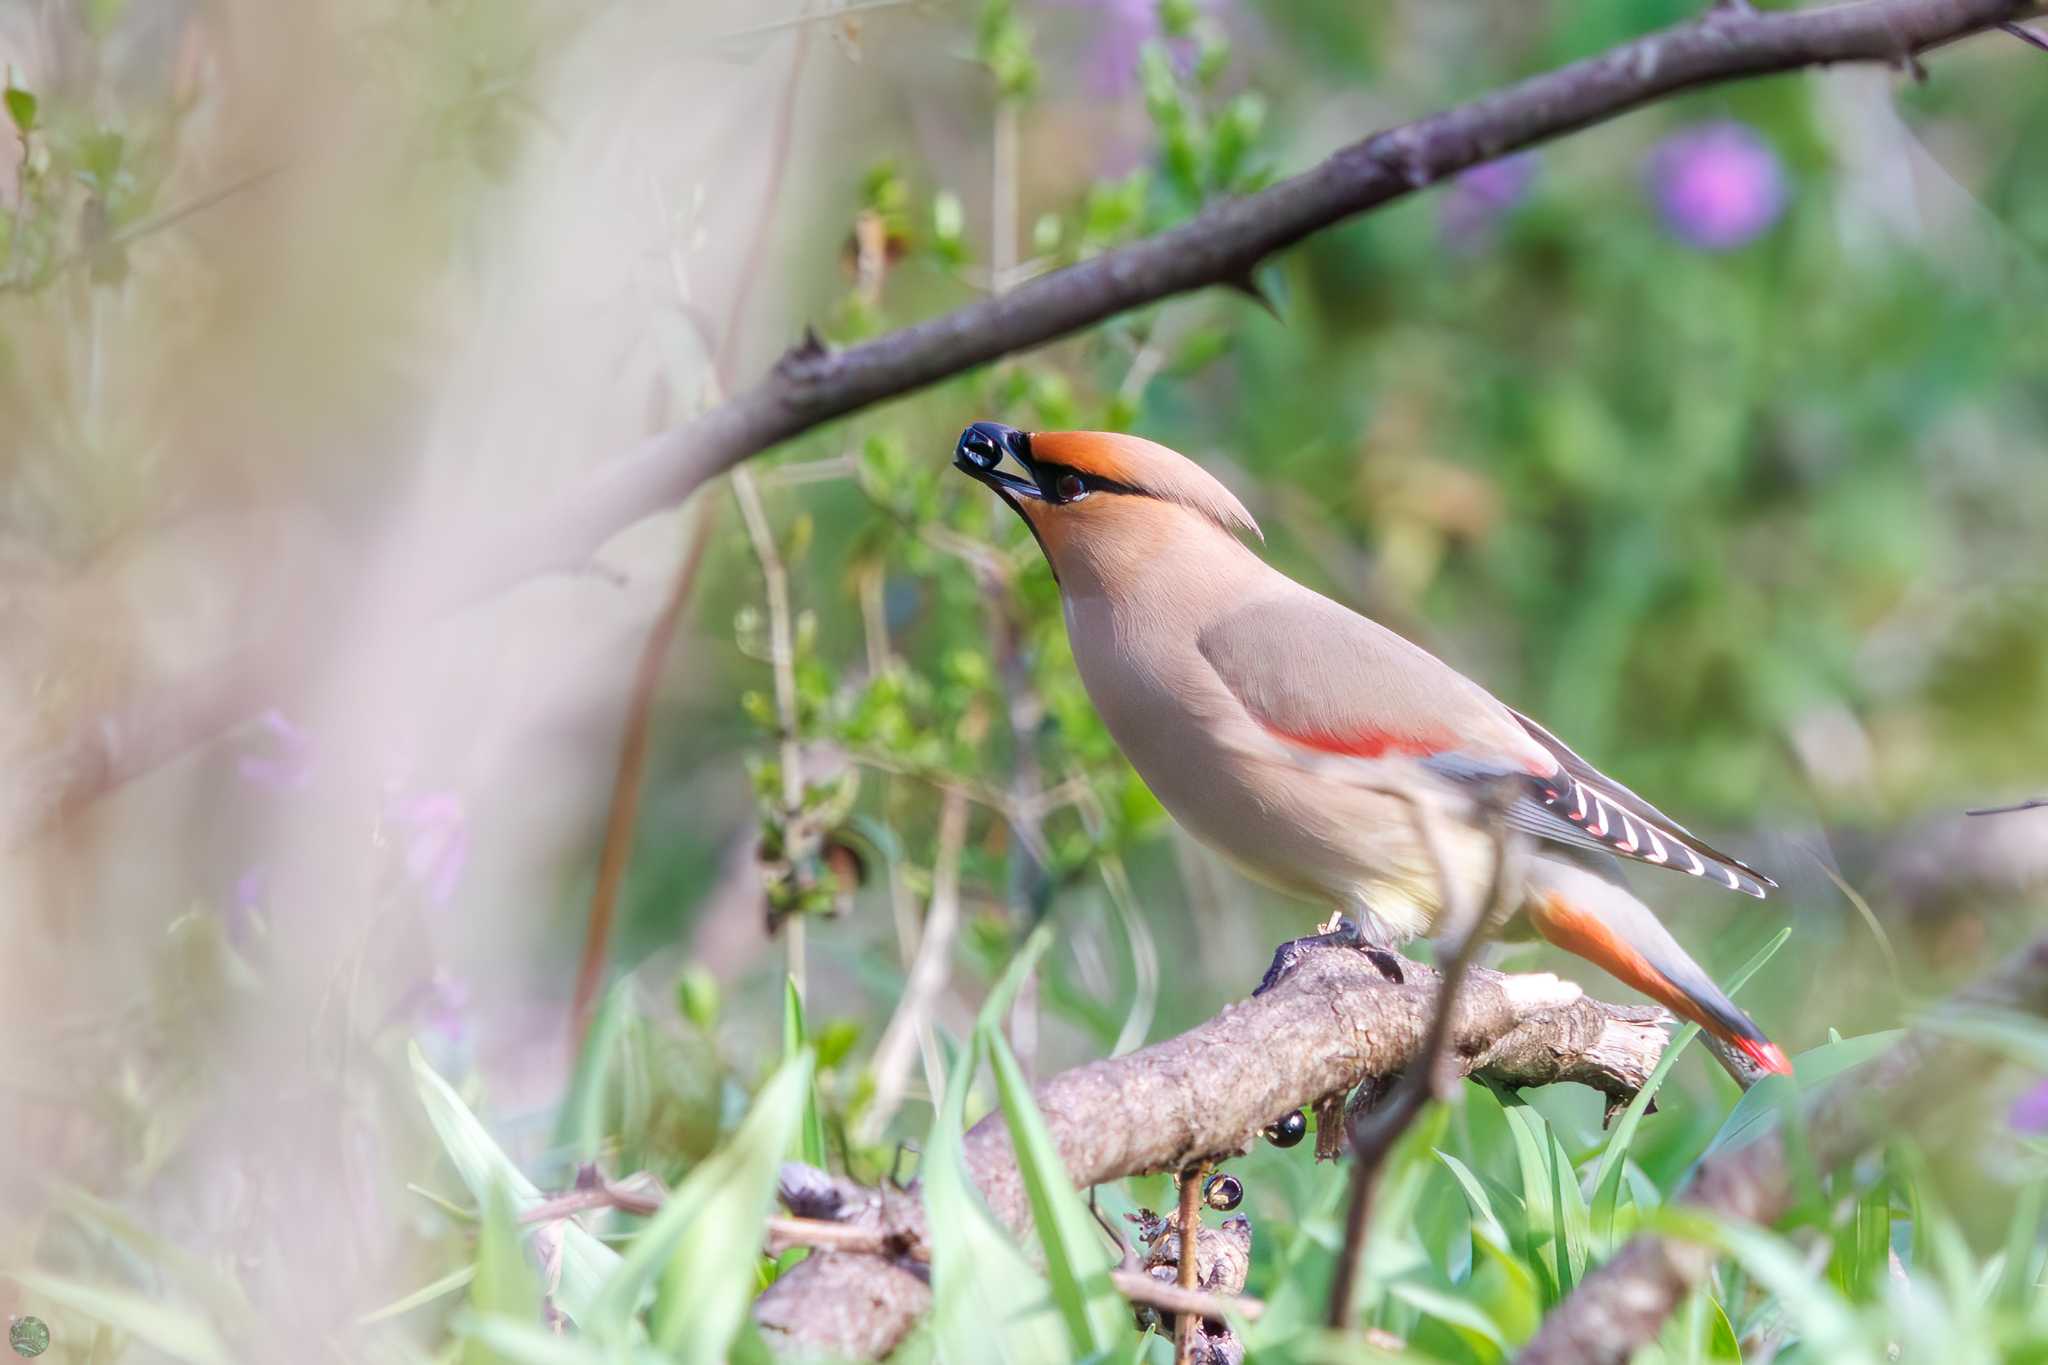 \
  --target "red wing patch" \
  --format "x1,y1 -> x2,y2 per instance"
1262,723 -> 1454,761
